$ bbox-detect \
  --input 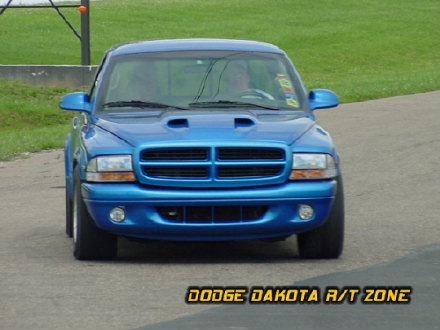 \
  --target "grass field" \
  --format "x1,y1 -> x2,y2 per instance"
0,80 -> 72,160
0,0 -> 439,159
